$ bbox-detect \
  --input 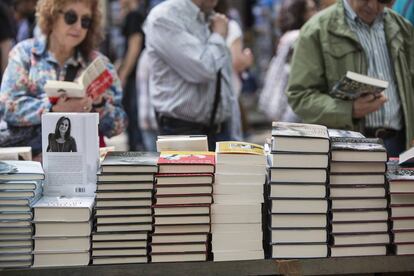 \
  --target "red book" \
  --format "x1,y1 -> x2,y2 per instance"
157,151 -> 215,174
